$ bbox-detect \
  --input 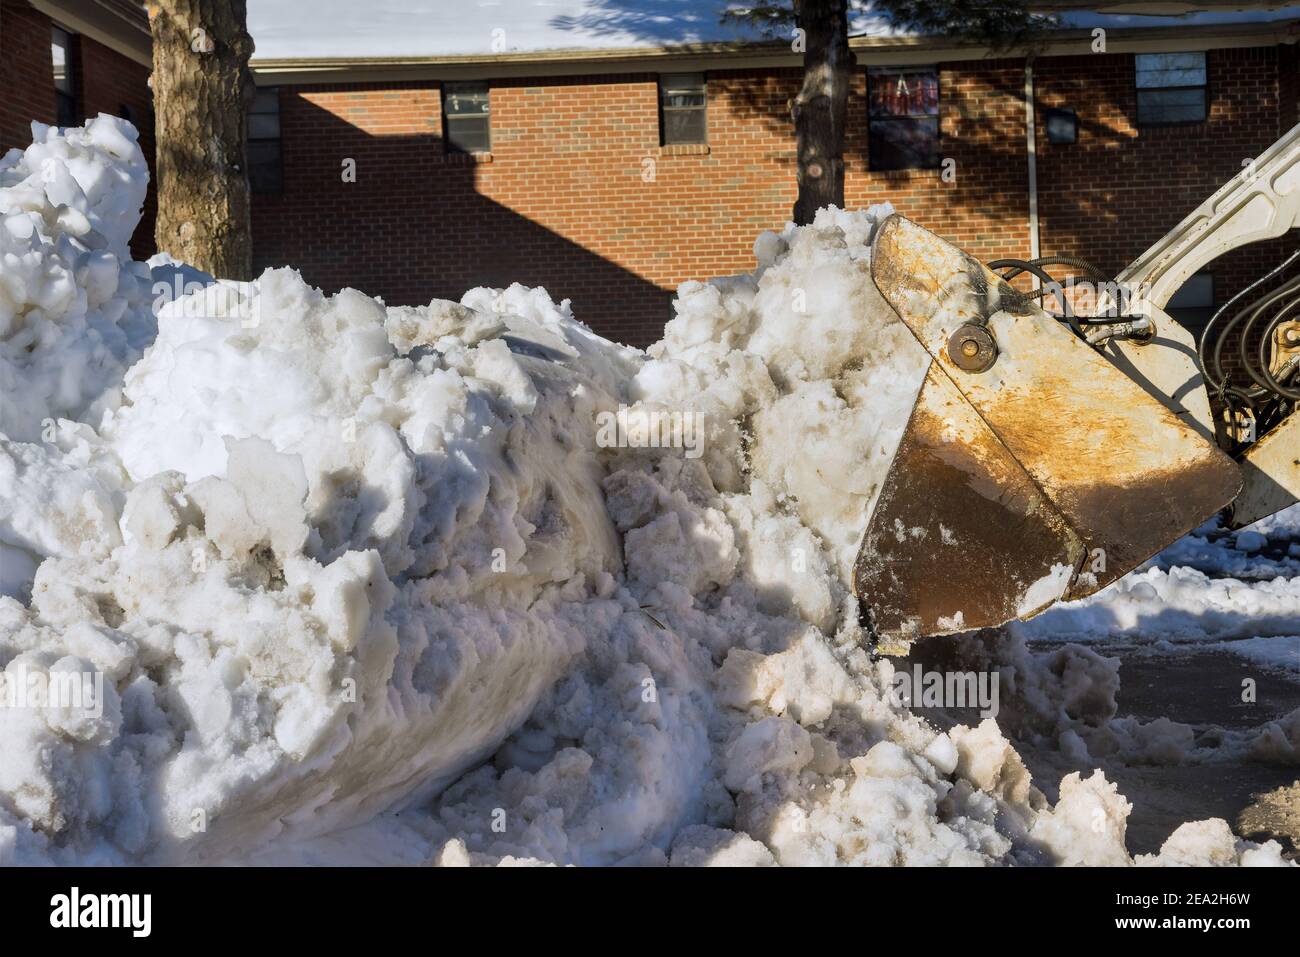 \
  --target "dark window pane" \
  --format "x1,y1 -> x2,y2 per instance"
52,26 -> 78,126
56,92 -> 78,129
663,91 -> 705,109
1045,108 -> 1077,144
444,84 -> 490,152
247,89 -> 279,139
870,117 -> 939,170
1135,52 -> 1206,89
1137,87 -> 1207,124
663,108 -> 706,145
869,69 -> 938,117
52,27 -> 73,94
660,73 -> 706,145
446,116 -> 491,153
1135,52 -> 1206,126
247,140 -> 281,193
251,88 -> 280,114
661,73 -> 704,94
247,112 -> 280,139
445,83 -> 489,116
